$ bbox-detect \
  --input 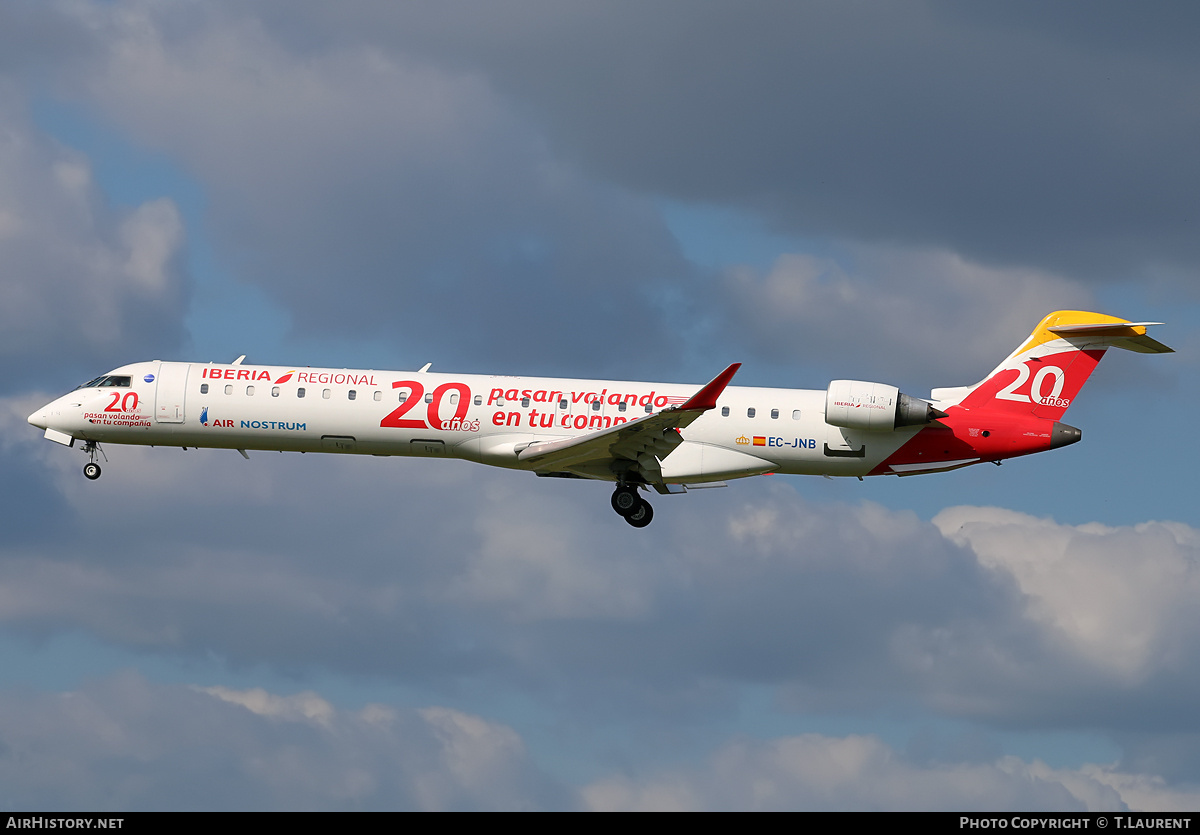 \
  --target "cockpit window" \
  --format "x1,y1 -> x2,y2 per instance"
77,375 -> 132,389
